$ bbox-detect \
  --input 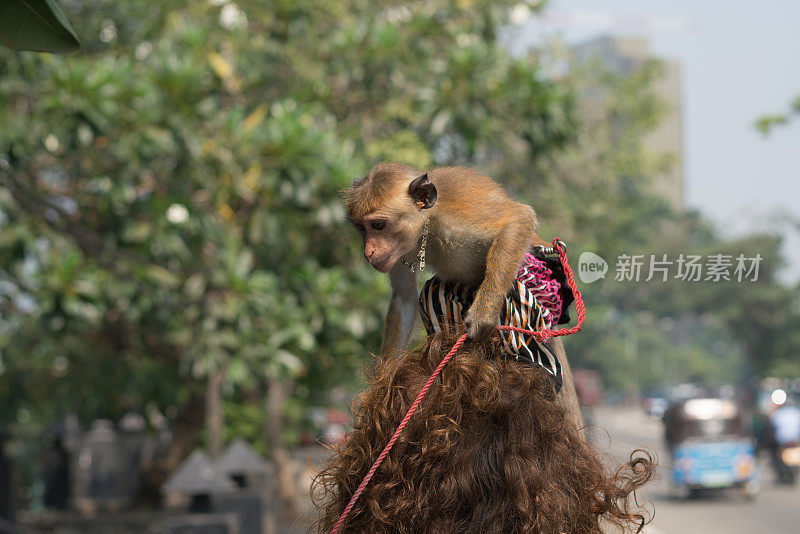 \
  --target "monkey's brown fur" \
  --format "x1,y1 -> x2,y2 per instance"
346,162 -> 545,356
